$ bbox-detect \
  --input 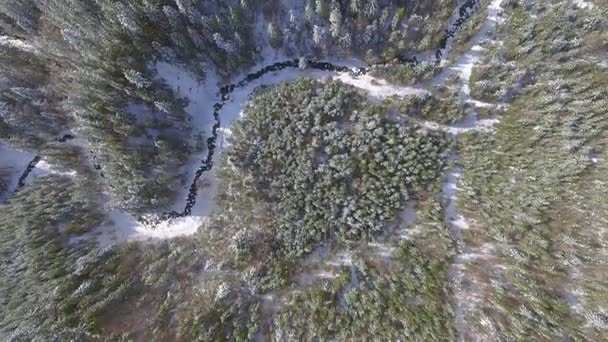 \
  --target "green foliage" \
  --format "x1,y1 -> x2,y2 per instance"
216,79 -> 449,258
455,1 -> 608,339
273,237 -> 455,340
